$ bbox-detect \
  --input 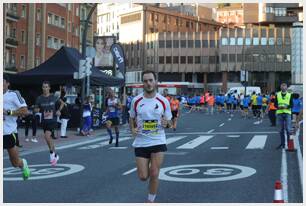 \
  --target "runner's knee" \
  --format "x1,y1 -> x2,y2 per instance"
139,173 -> 149,181
149,168 -> 159,179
